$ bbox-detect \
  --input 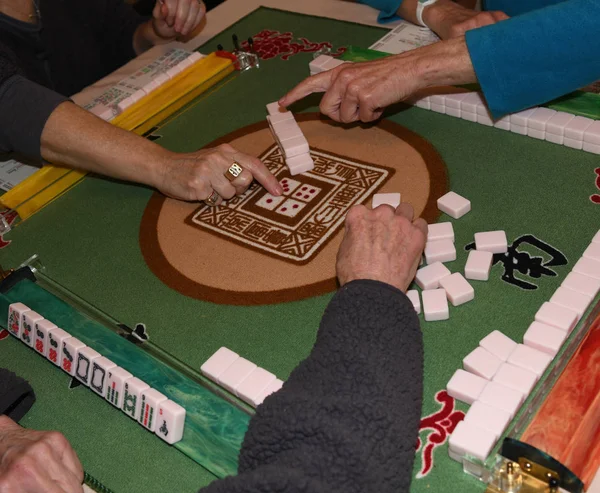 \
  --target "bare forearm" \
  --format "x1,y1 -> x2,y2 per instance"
40,102 -> 171,188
